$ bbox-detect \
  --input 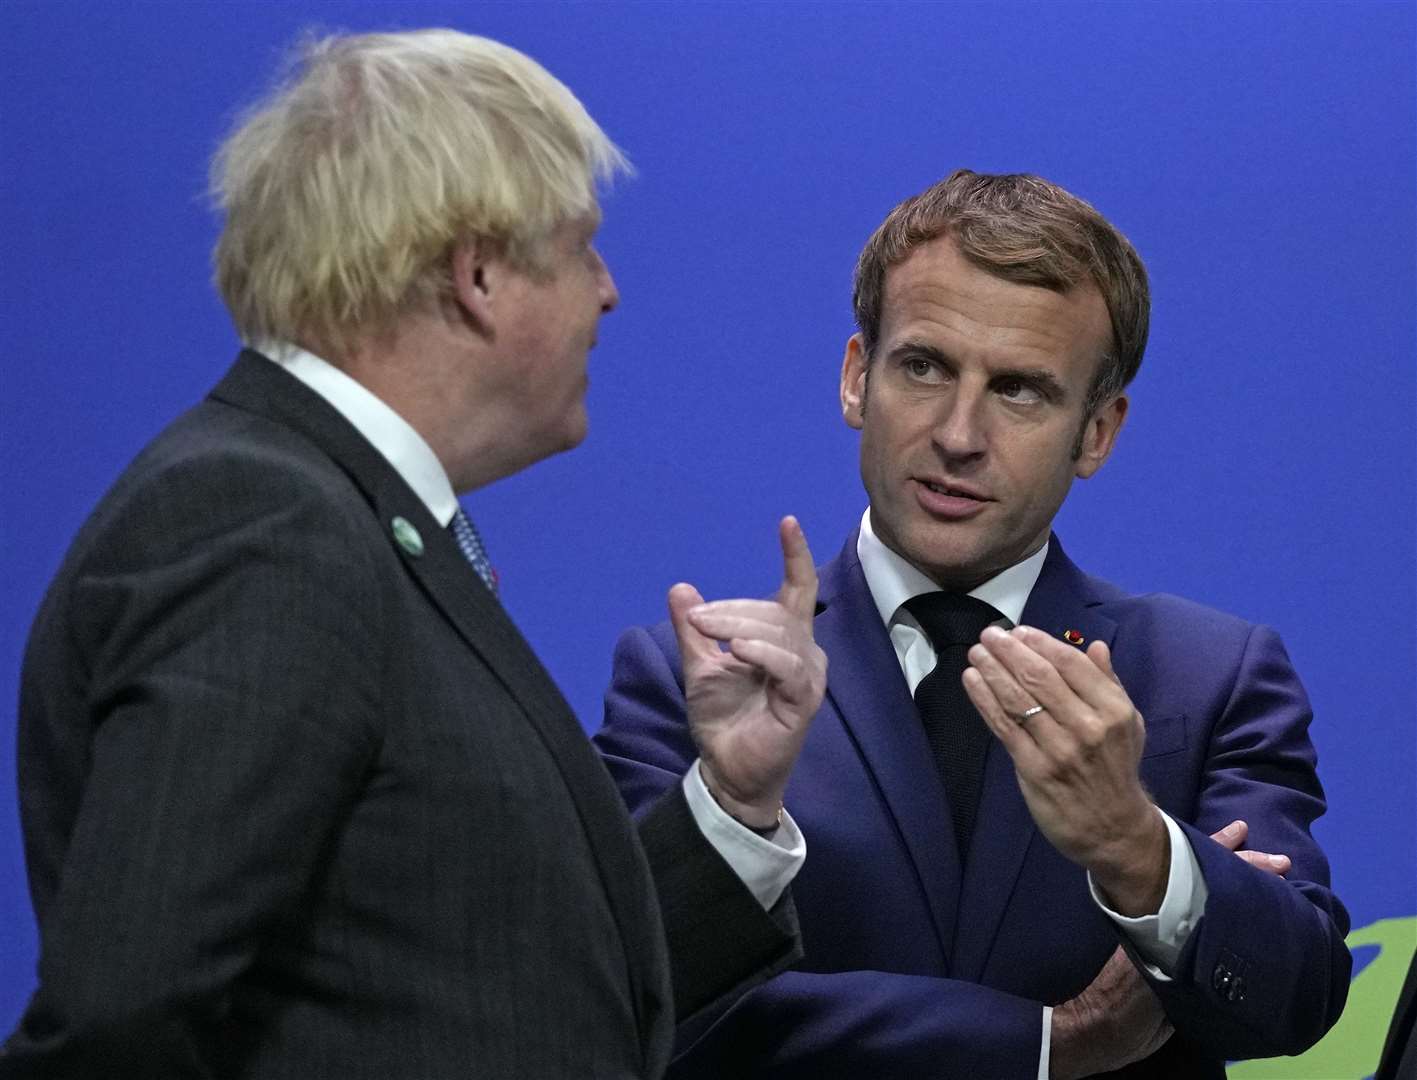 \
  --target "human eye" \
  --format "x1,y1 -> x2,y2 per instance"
899,353 -> 945,383
996,376 -> 1044,404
